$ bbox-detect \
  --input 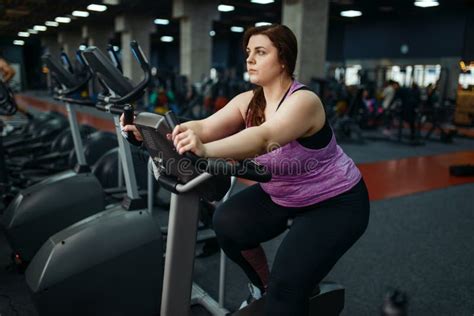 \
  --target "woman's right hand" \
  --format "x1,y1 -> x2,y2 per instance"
119,113 -> 144,142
